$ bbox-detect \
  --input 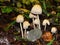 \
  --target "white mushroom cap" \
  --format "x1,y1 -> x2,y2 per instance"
23,21 -> 30,29
33,18 -> 40,25
51,27 -> 57,33
29,13 -> 37,18
42,19 -> 50,26
31,4 -> 42,14
16,15 -> 24,23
